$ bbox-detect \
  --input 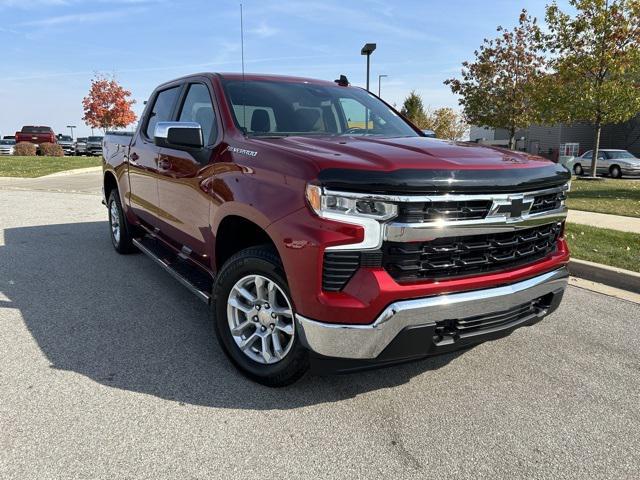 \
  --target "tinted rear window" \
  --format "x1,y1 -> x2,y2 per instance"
21,126 -> 52,133
88,136 -> 103,142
